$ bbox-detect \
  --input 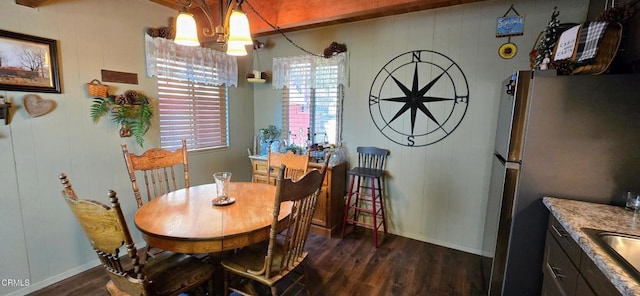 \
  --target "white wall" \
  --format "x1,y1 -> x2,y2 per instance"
253,0 -> 588,255
0,1 -> 254,295
0,0 -> 591,294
